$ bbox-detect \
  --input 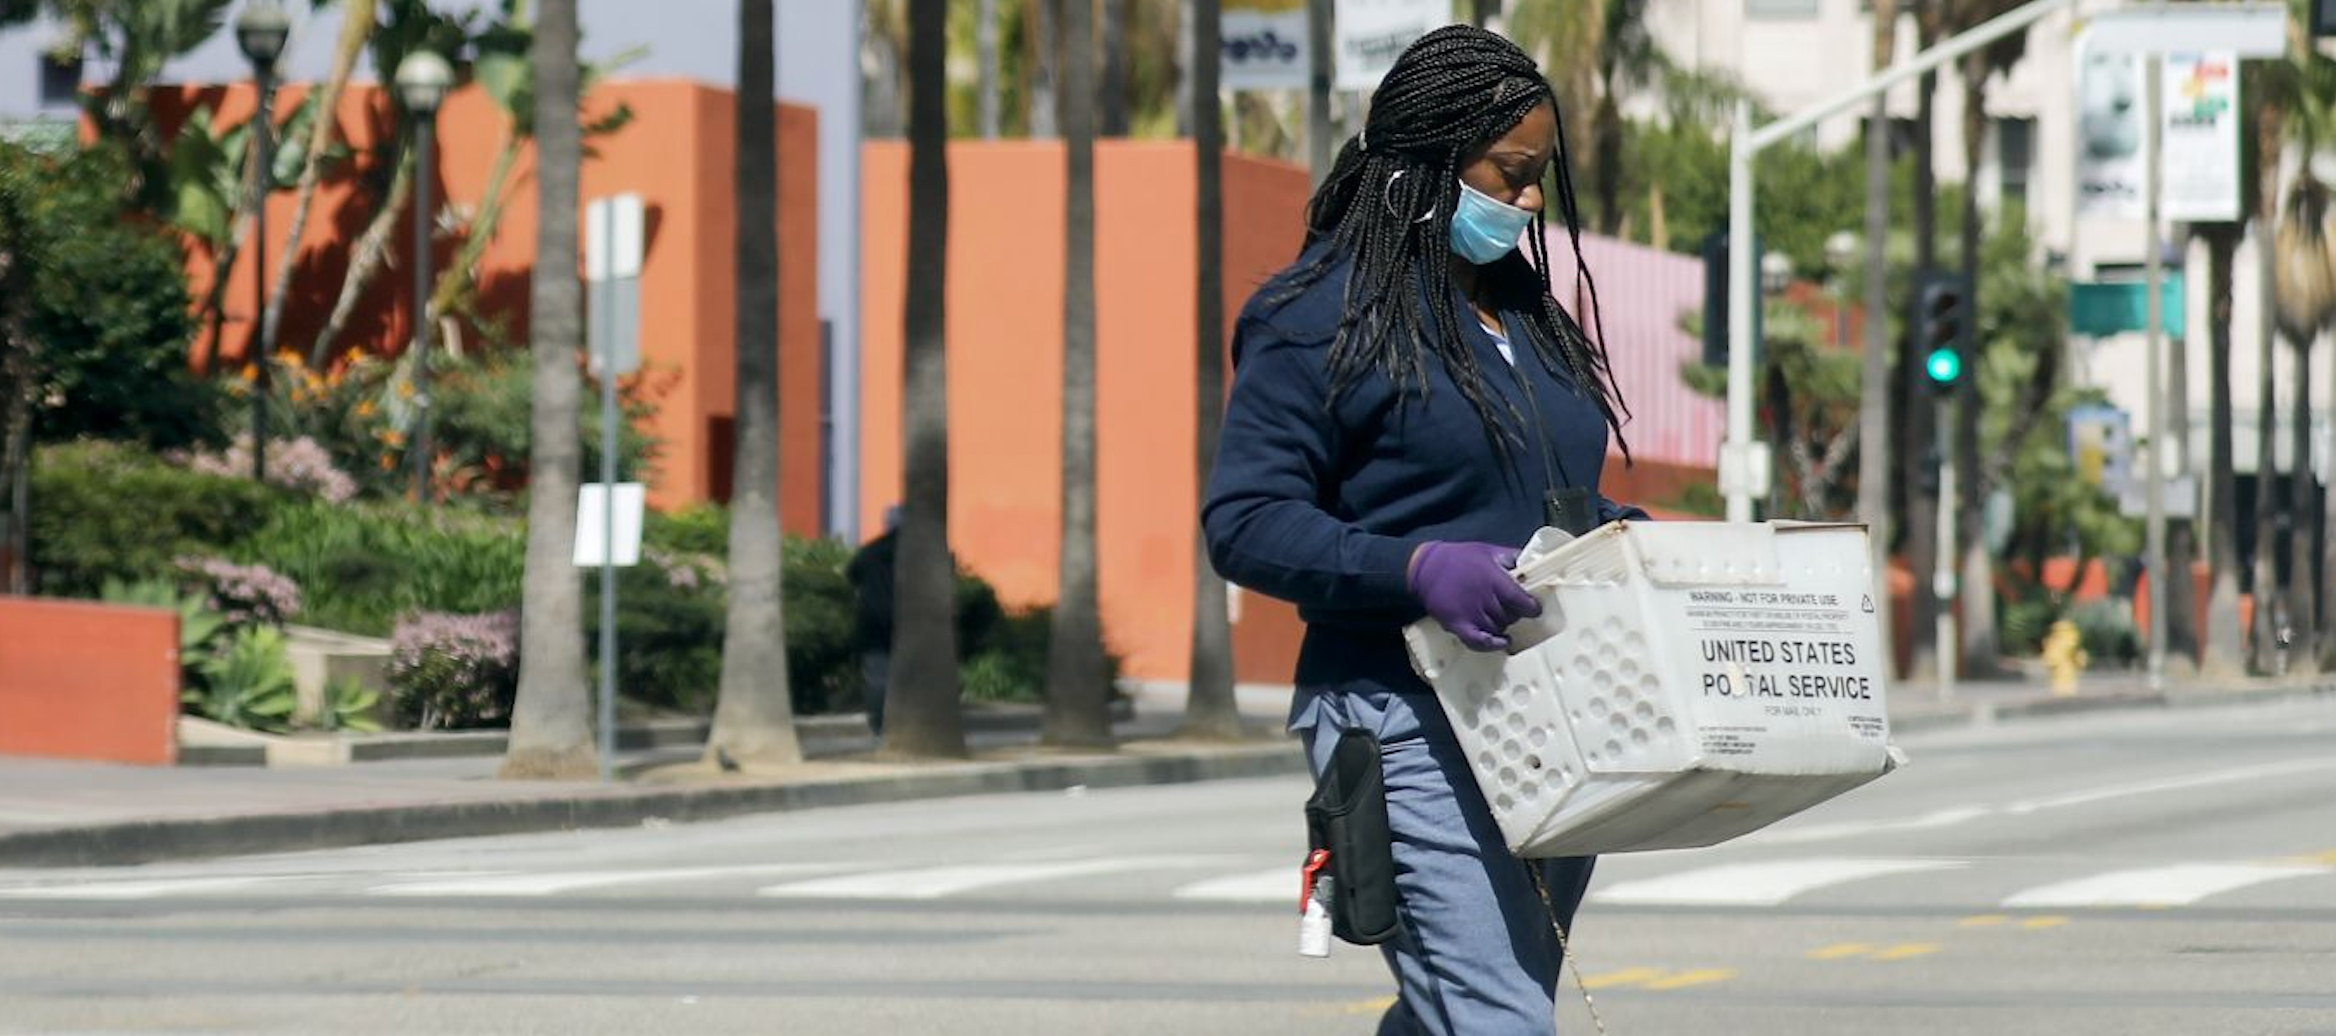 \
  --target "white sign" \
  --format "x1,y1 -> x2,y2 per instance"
1223,0 -> 1308,91
2162,51 -> 2241,223
585,193 -> 645,378
573,482 -> 646,567
584,193 -> 644,281
1333,0 -> 1444,92
2075,37 -> 2148,220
